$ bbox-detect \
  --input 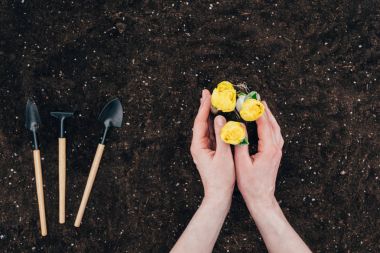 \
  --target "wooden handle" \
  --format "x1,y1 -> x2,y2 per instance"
33,150 -> 47,236
58,138 -> 66,224
74,144 -> 105,227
